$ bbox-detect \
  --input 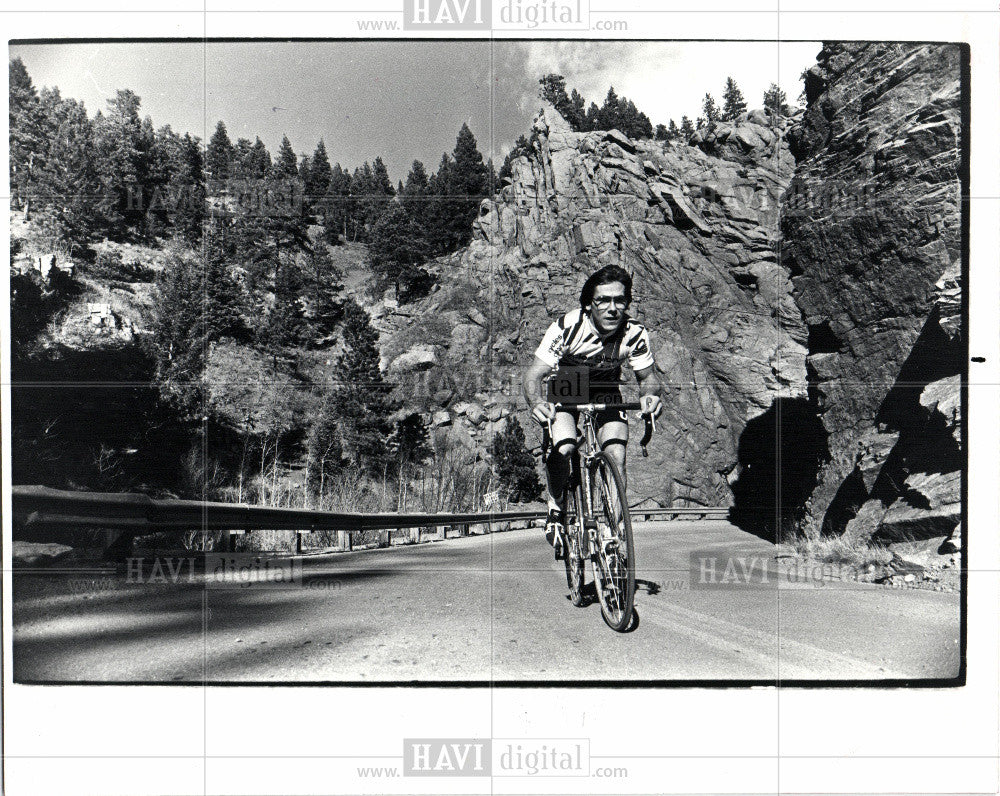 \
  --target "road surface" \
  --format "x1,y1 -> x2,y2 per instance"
12,521 -> 960,682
